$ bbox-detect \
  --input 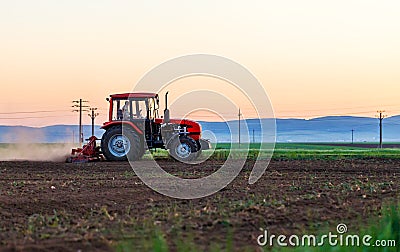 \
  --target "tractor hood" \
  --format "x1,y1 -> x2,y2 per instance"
155,118 -> 201,129
155,118 -> 202,140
